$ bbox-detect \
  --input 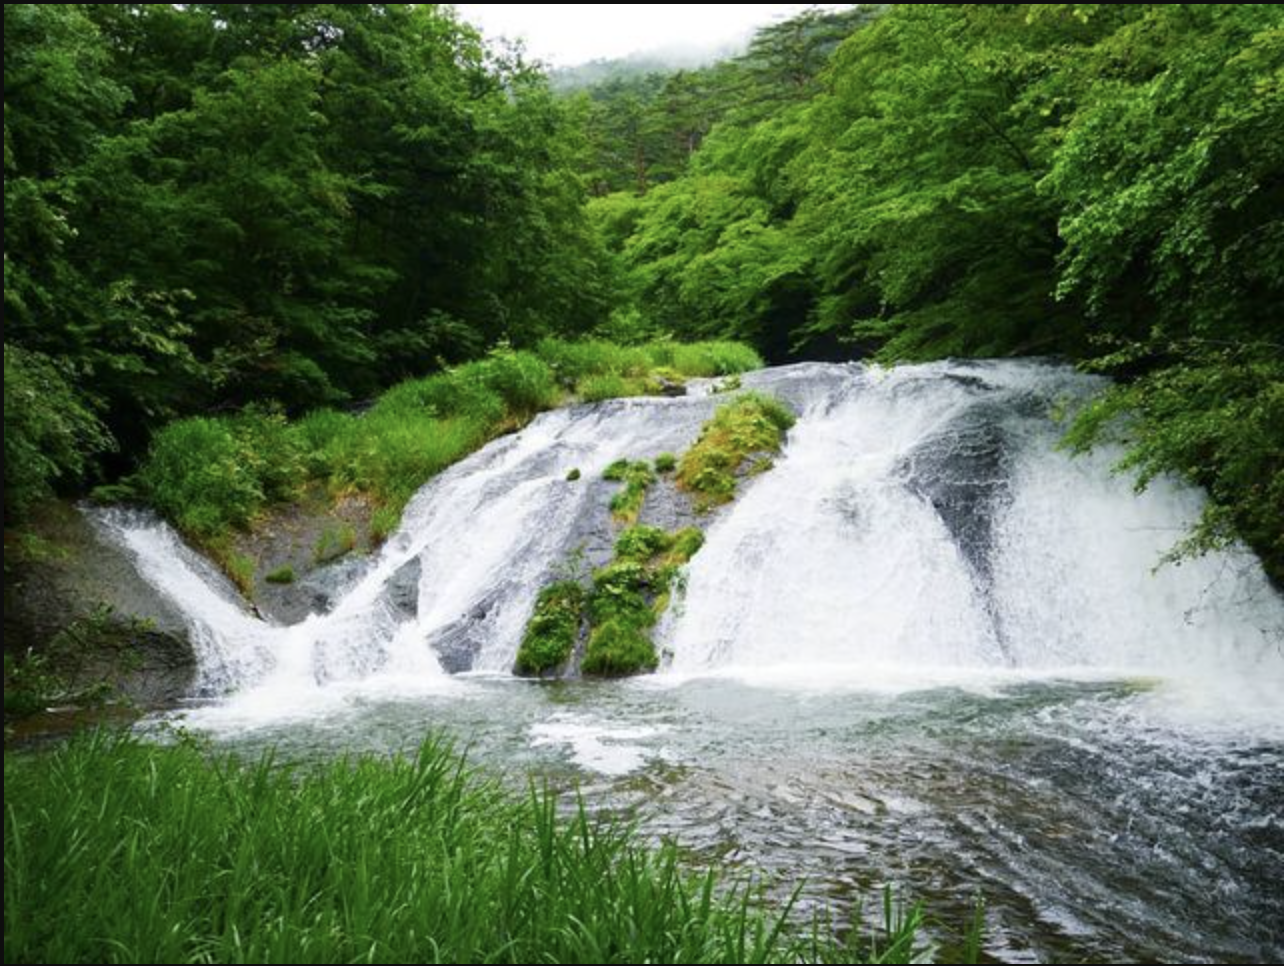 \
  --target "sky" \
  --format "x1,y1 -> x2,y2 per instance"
452,4 -> 844,67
